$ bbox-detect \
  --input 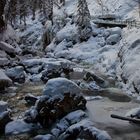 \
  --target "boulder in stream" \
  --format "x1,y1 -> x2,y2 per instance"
24,78 -> 86,127
5,120 -> 41,135
43,78 -> 81,98
0,69 -> 12,90
0,101 -> 12,133
34,110 -> 111,140
5,66 -> 26,83
0,41 -> 16,54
